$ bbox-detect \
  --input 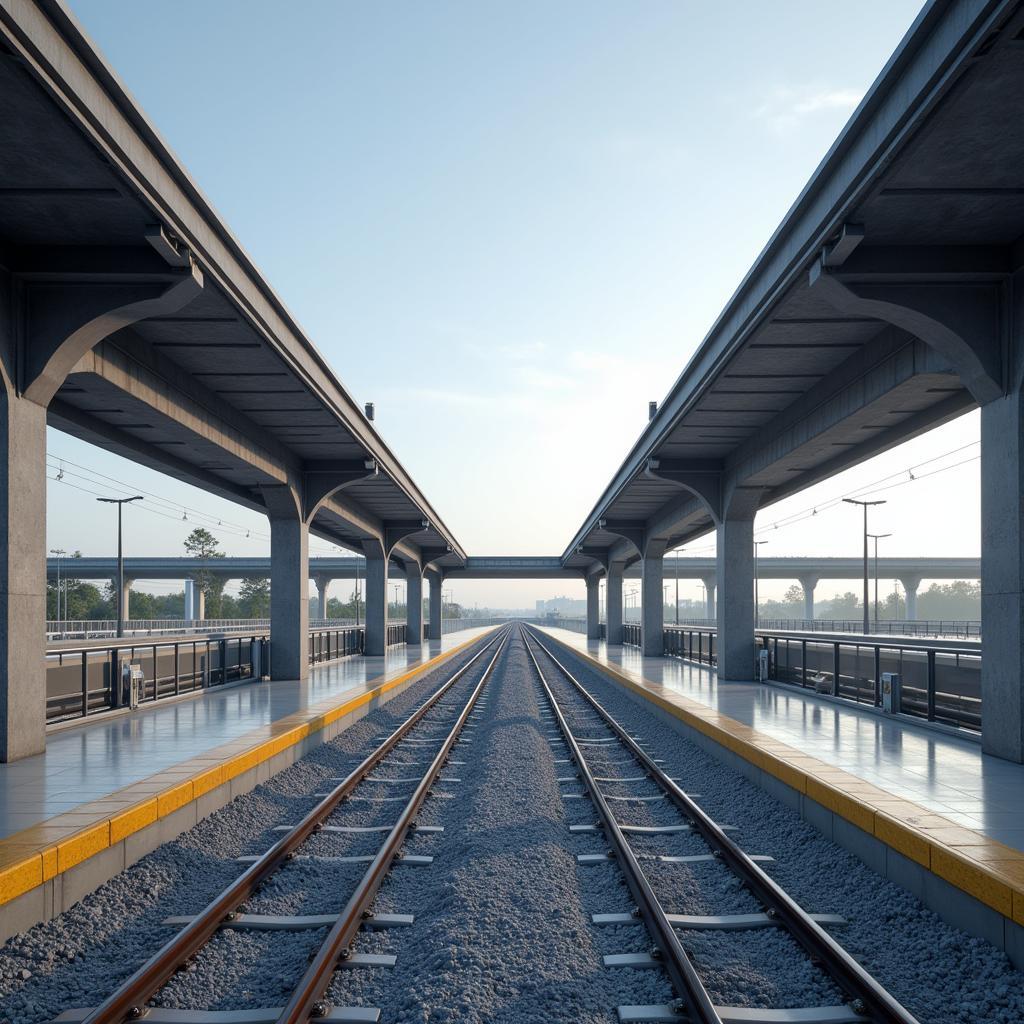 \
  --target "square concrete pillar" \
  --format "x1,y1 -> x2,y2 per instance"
606,568 -> 623,643
0,394 -> 47,762
586,576 -> 601,639
981,388 -> 1024,761
269,516 -> 309,681
427,571 -> 442,640
716,518 -> 755,680
640,555 -> 664,656
364,556 -> 388,656
406,568 -> 423,644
